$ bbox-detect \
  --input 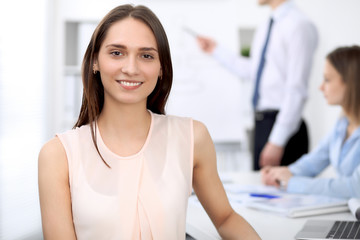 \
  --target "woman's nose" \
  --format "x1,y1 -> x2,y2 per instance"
121,56 -> 139,75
